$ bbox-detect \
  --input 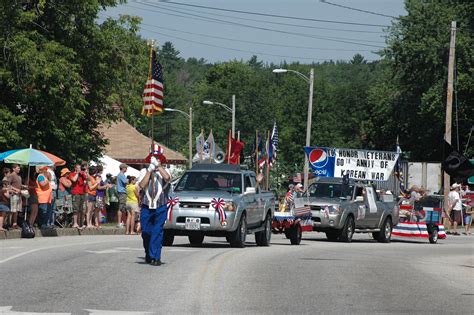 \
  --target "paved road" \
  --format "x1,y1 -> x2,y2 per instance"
0,232 -> 473,314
